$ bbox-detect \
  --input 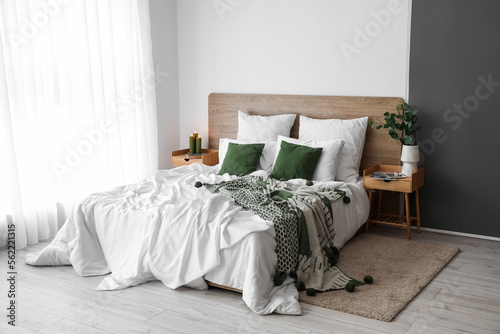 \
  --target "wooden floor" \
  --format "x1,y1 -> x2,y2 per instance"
2,226 -> 500,334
